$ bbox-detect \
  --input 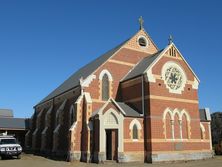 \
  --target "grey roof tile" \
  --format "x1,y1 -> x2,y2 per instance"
122,49 -> 163,81
90,101 -> 141,118
199,109 -> 207,121
199,108 -> 211,121
37,40 -> 128,105
117,102 -> 141,117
